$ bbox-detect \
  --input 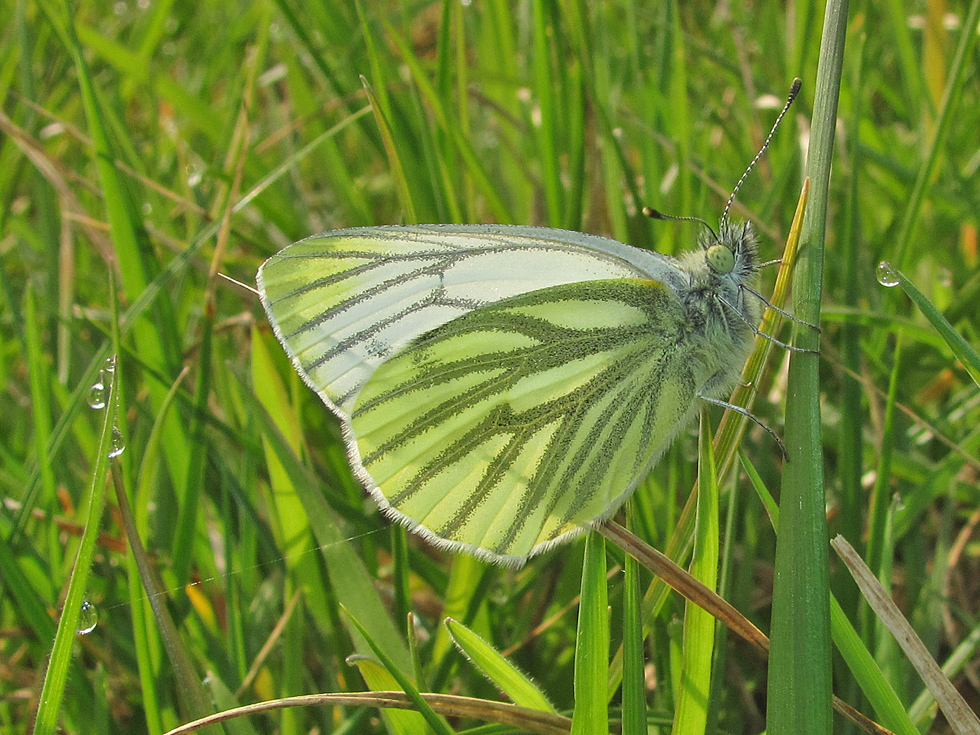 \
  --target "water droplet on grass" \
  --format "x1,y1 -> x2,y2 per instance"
109,427 -> 126,458
77,601 -> 98,634
87,383 -> 106,409
876,261 -> 900,287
